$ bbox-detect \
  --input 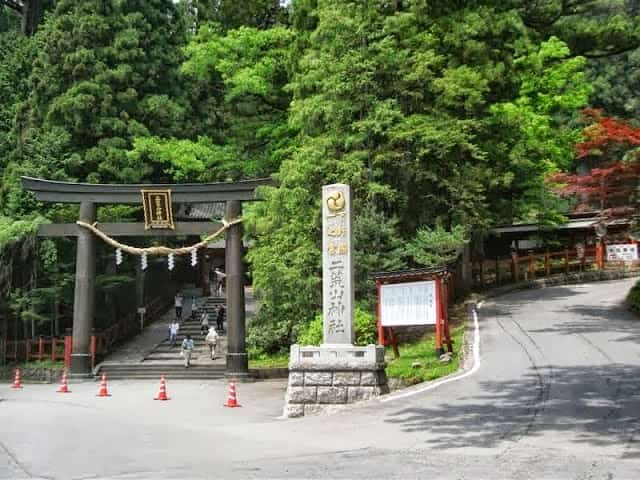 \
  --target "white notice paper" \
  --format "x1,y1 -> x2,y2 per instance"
380,281 -> 436,327
606,244 -> 638,262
